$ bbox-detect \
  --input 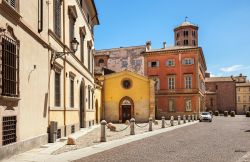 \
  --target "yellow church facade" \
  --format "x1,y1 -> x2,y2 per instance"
99,70 -> 155,123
